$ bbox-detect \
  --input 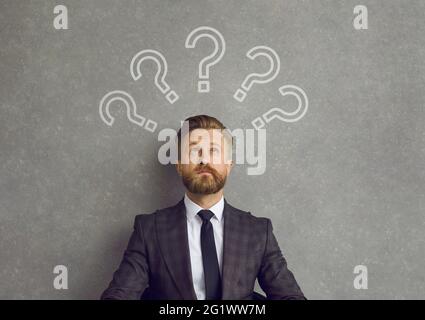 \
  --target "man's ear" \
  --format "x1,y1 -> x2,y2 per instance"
227,160 -> 234,174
